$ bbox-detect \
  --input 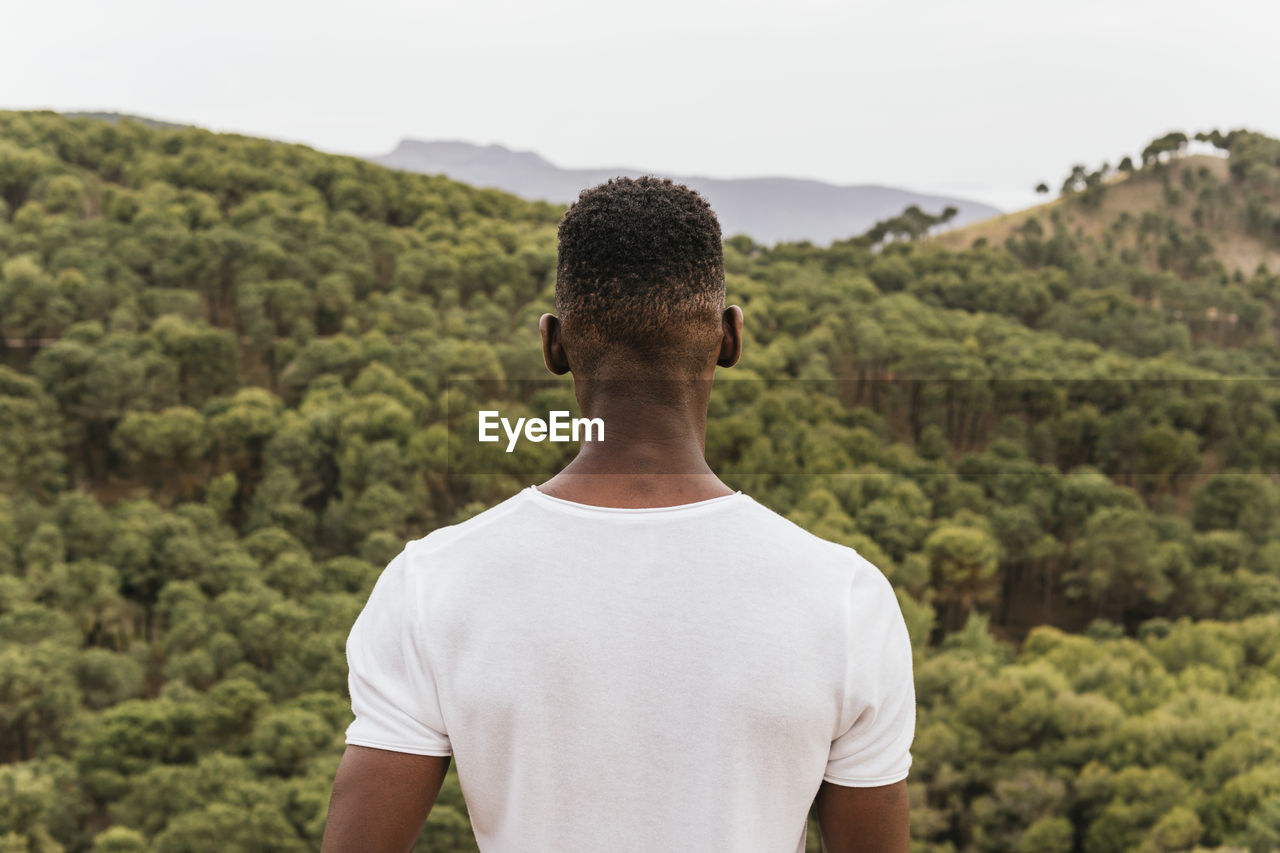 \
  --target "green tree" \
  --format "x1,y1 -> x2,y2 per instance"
924,522 -> 1000,632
